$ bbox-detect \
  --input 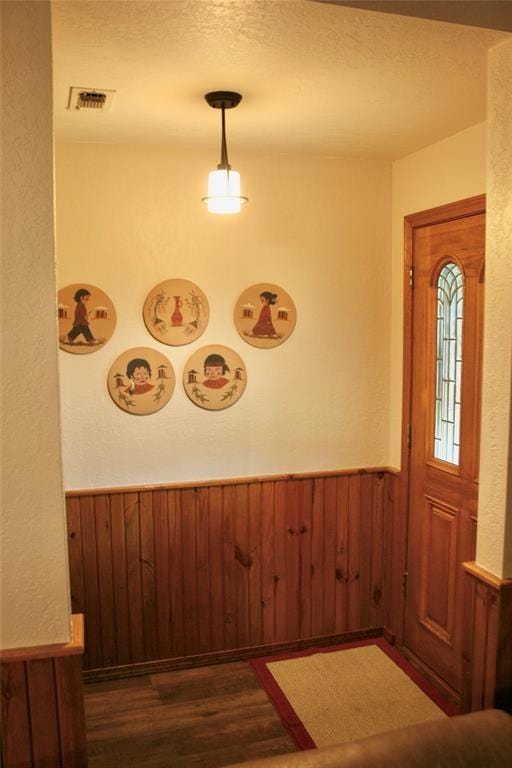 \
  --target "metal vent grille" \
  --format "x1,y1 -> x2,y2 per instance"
78,91 -> 106,109
68,87 -> 116,111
